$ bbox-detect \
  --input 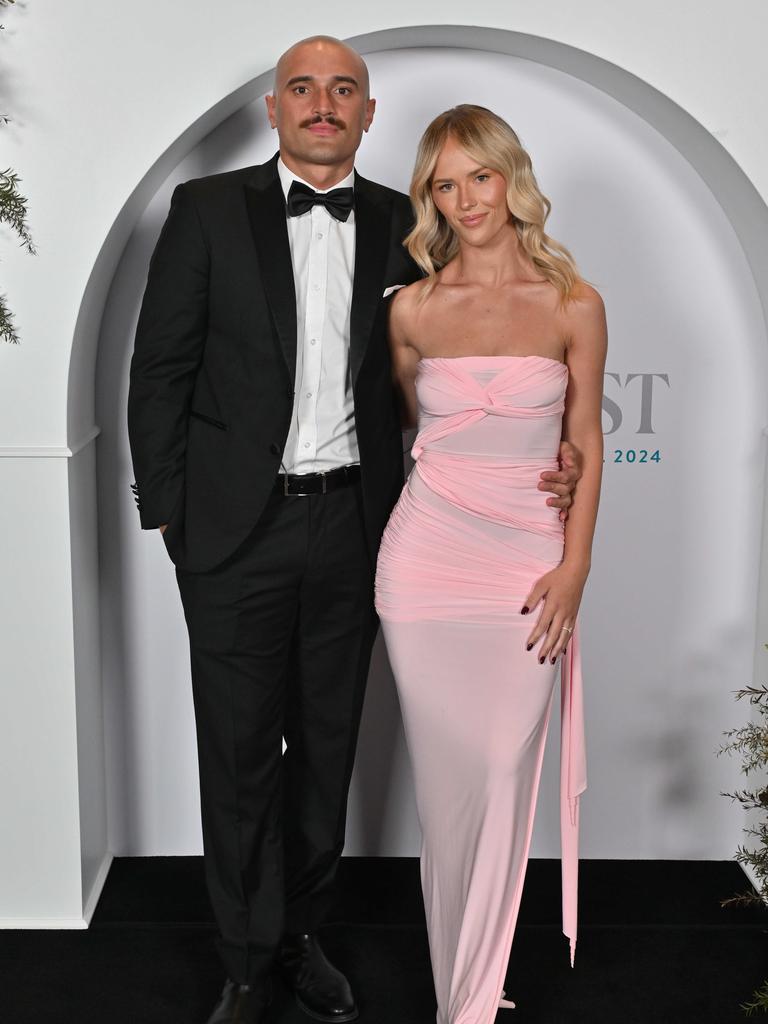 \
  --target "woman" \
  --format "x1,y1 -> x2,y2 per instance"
375,105 -> 606,1022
